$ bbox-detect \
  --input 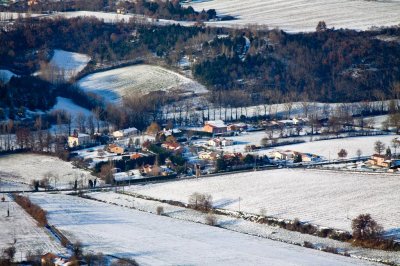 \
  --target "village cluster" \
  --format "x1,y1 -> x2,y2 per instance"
66,117 -> 400,184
